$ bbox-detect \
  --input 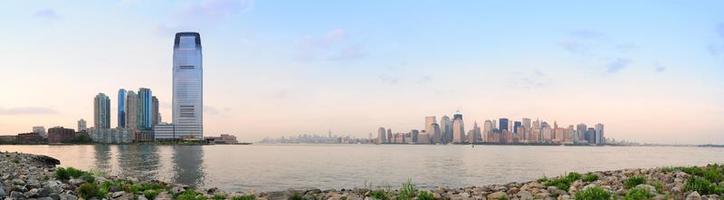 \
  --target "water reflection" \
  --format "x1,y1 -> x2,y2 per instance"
93,145 -> 112,175
172,145 -> 205,186
115,145 -> 161,180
